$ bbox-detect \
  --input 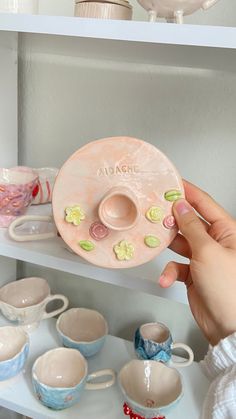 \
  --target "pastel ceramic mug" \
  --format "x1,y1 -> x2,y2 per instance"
0,166 -> 39,227
0,277 -> 69,330
0,326 -> 29,381
119,359 -> 183,419
134,322 -> 194,367
32,347 -> 116,410
32,167 -> 59,205
56,307 -> 108,357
